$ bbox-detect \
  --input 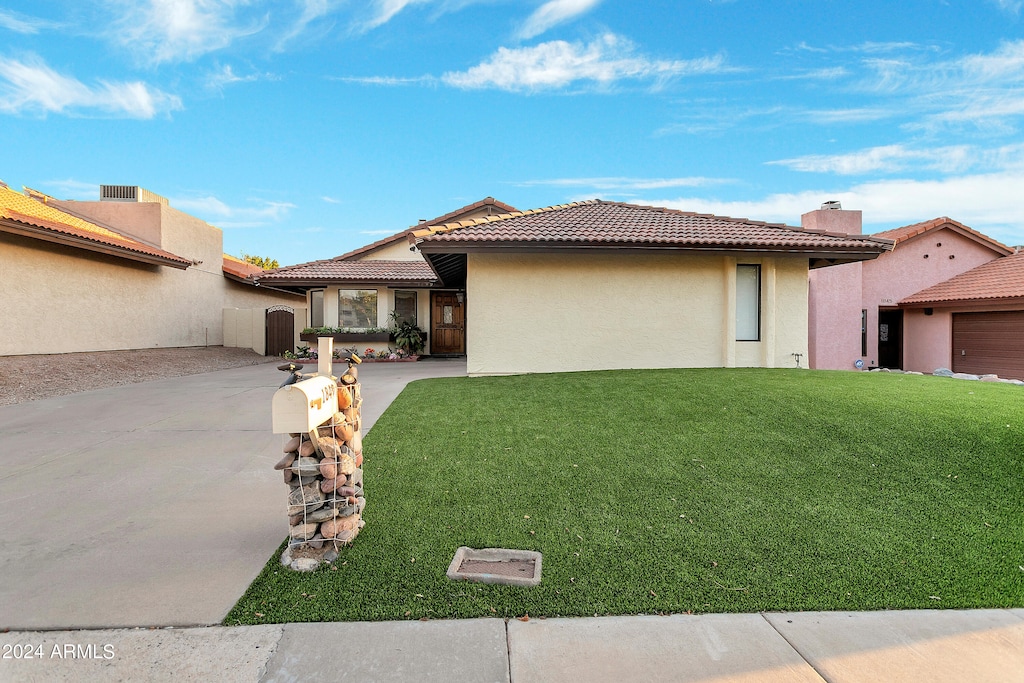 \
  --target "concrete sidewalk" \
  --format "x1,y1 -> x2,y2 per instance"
2,609 -> 1023,682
